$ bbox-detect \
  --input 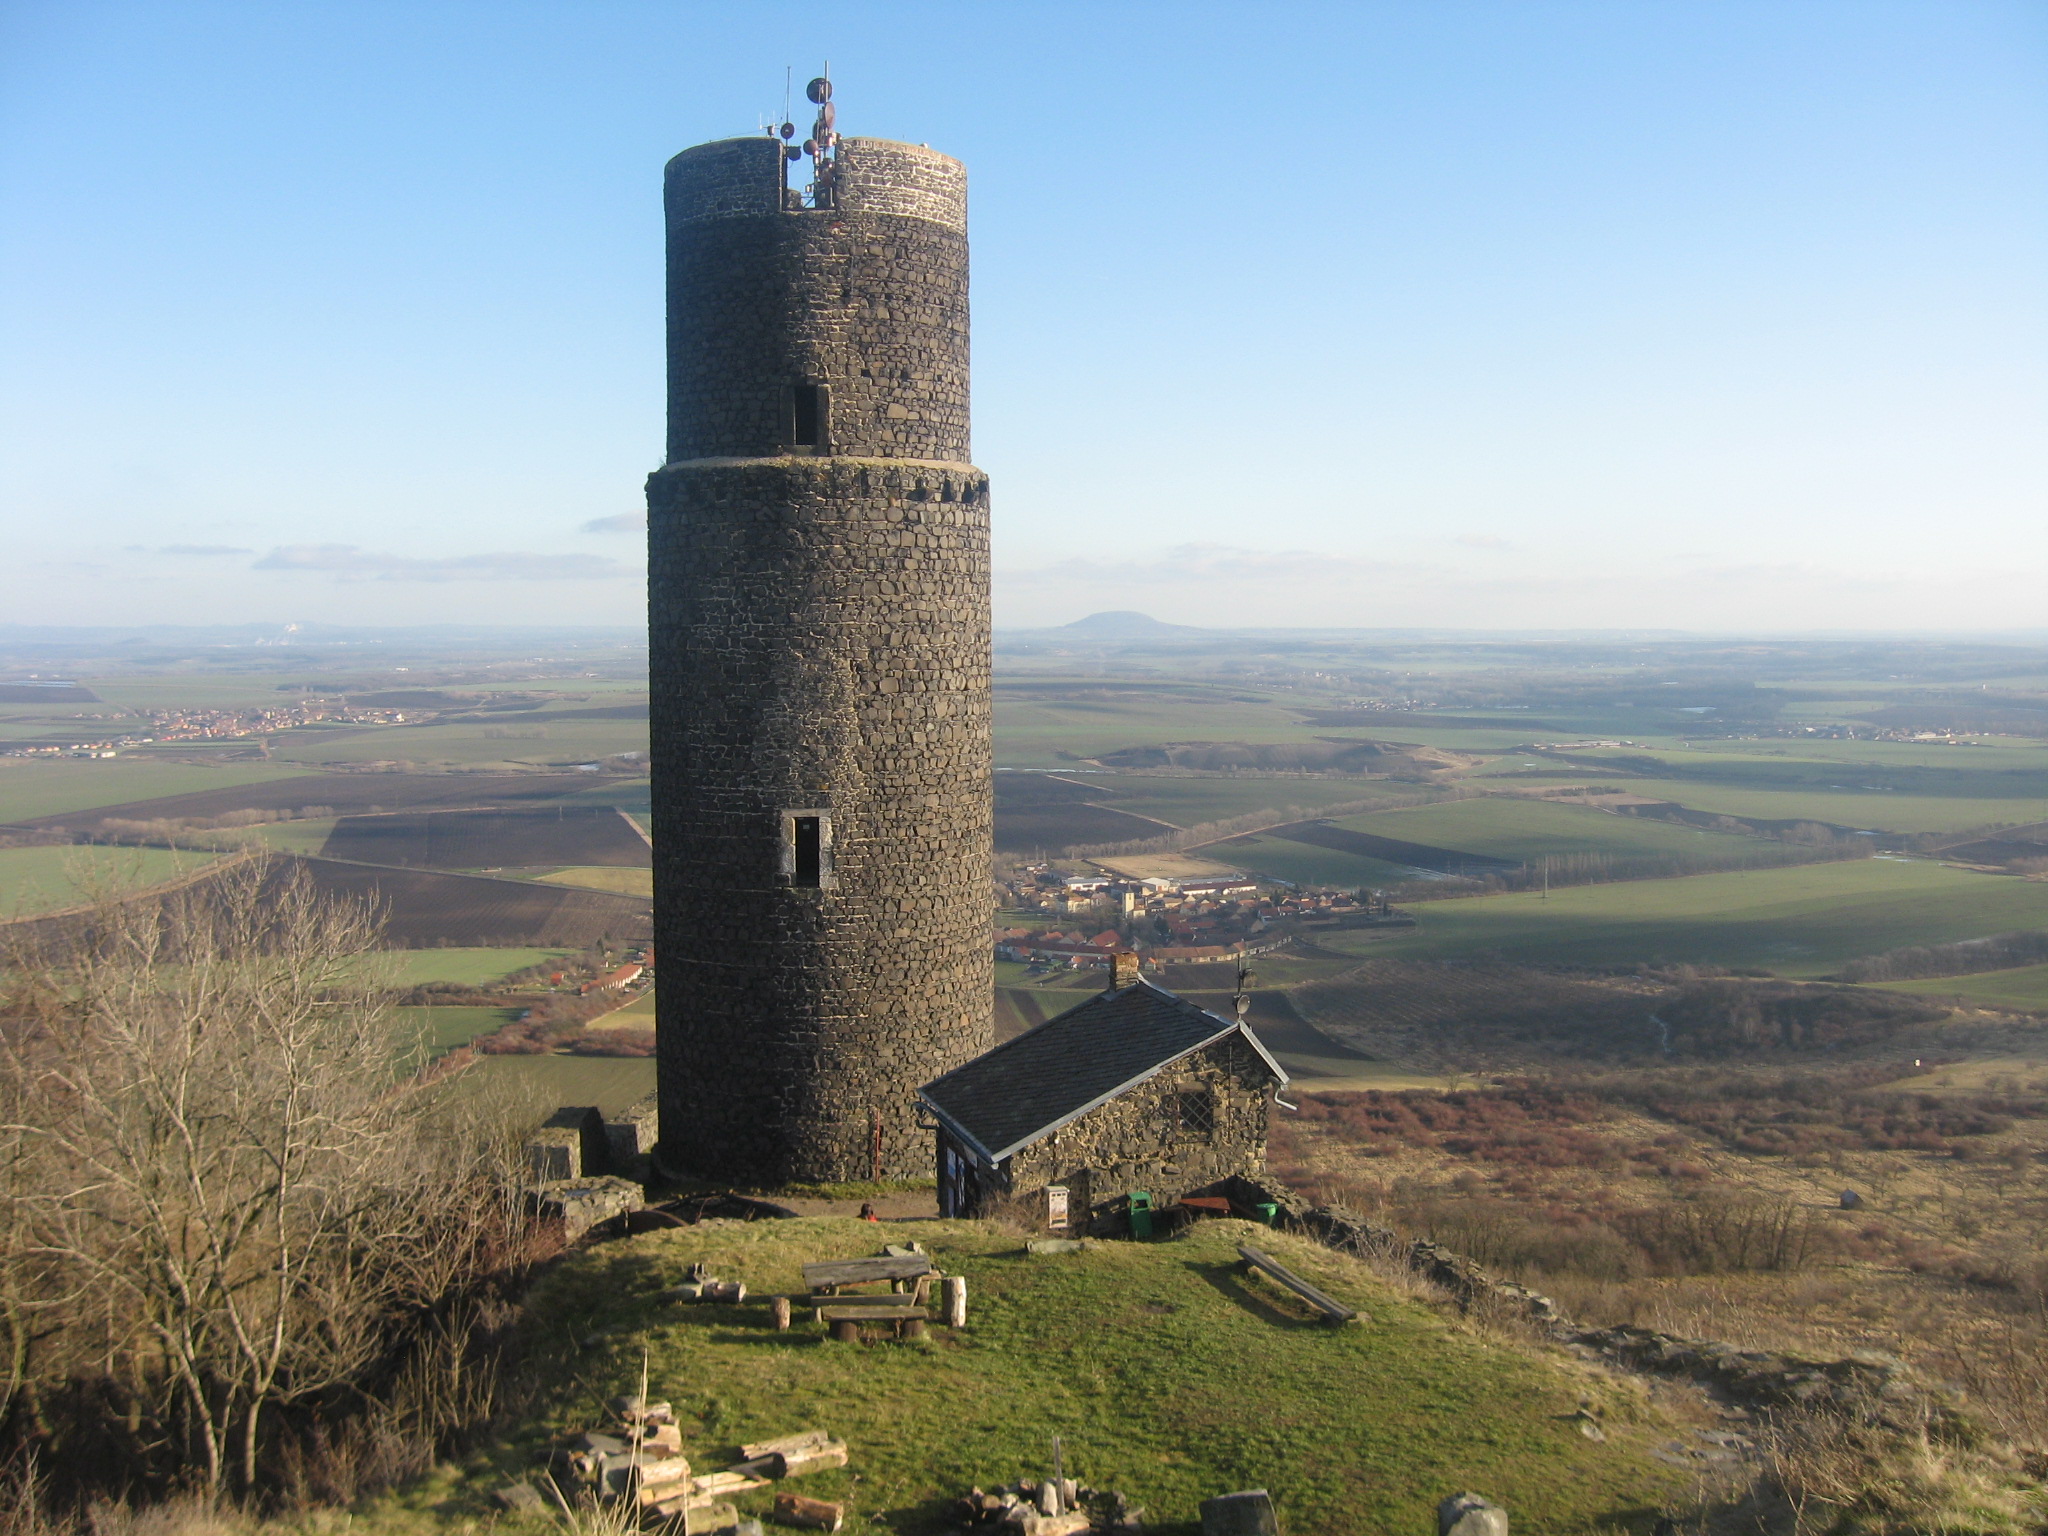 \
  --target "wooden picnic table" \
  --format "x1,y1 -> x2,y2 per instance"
801,1254 -> 935,1294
